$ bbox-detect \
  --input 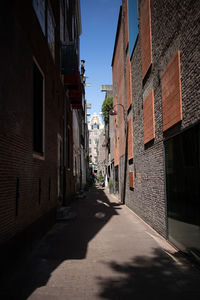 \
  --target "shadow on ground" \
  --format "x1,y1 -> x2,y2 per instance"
97,248 -> 200,300
0,186 -> 119,300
